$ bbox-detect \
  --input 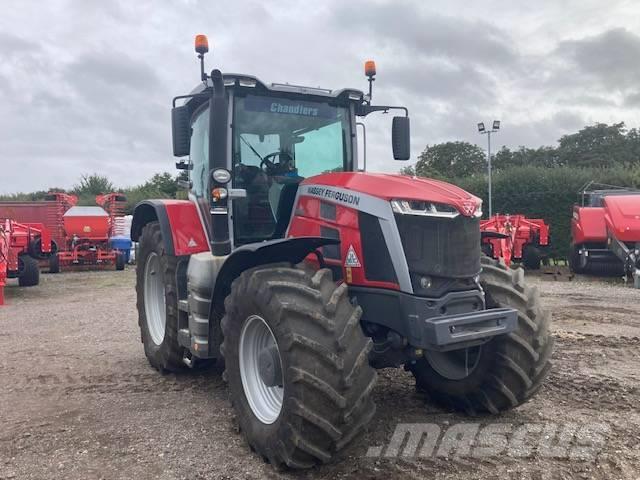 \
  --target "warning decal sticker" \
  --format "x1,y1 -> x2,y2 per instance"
344,245 -> 361,267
